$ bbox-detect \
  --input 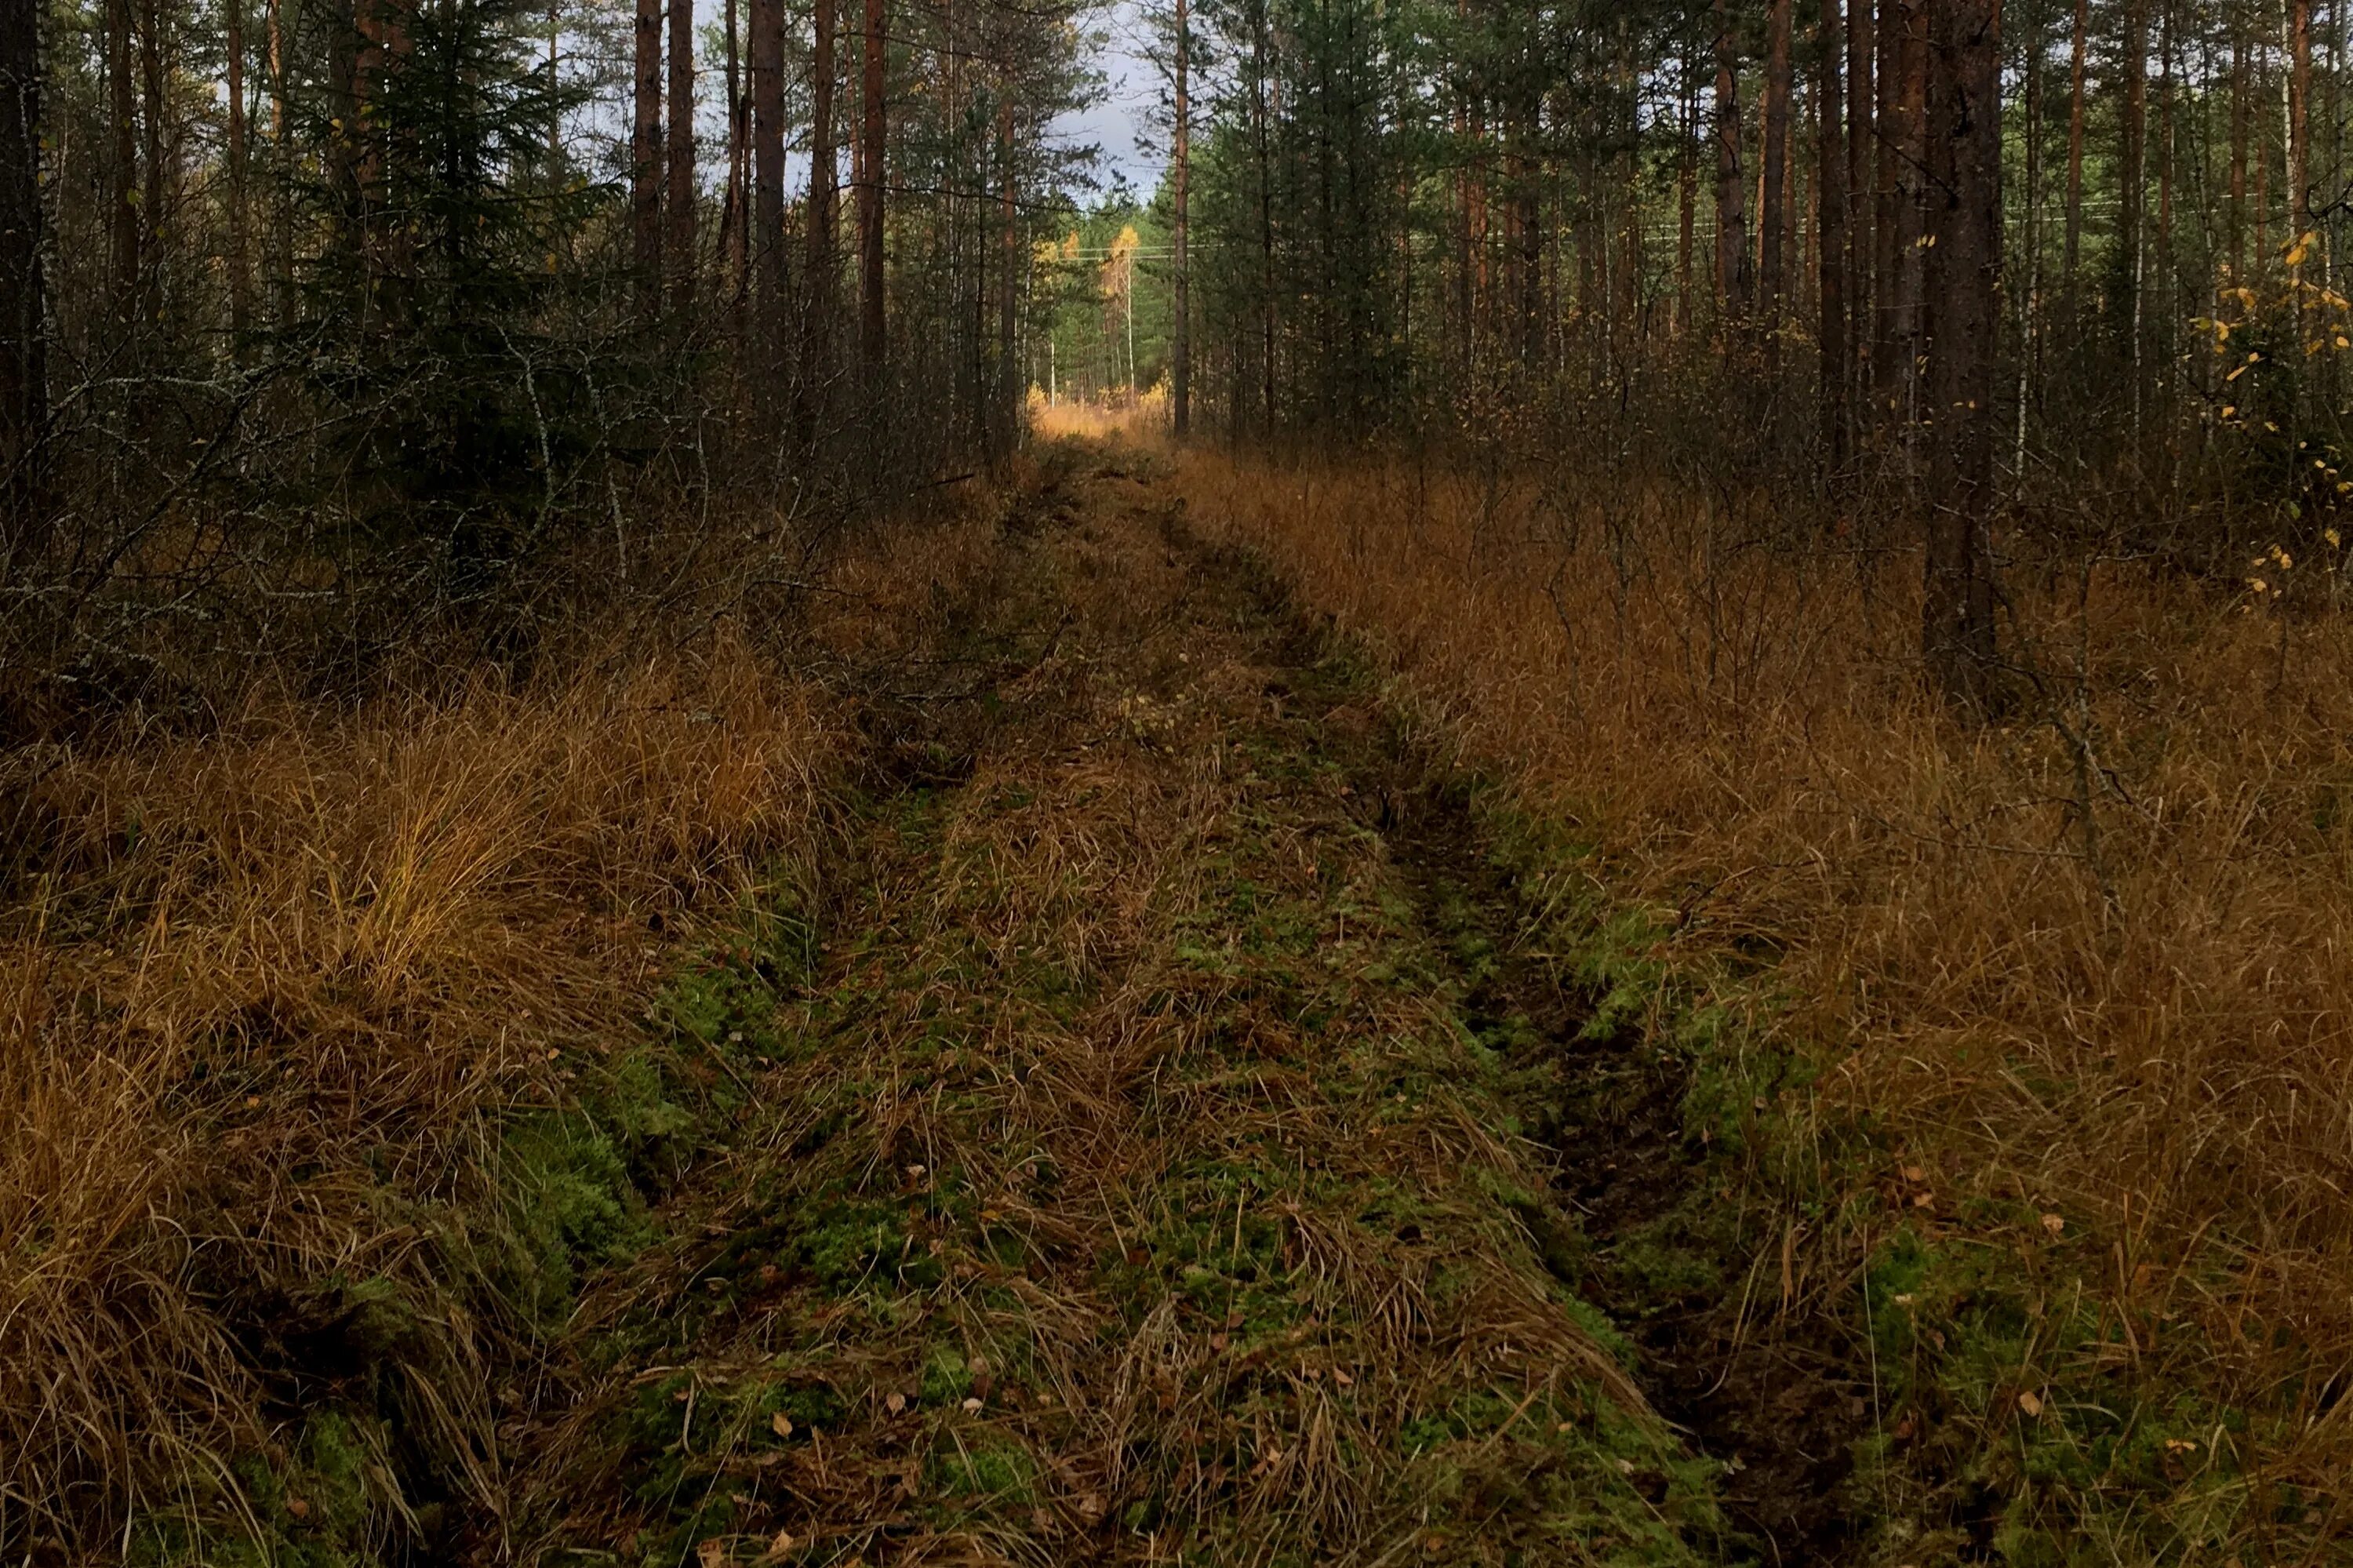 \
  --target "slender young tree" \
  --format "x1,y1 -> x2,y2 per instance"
2290,0 -> 2312,250
2229,6 -> 2247,279
1715,0 -> 1751,322
1871,0 -> 1900,412
806,0 -> 838,375
860,0 -> 888,373
137,0 -> 165,313
721,0 -> 745,307
997,91 -> 1018,455
1762,0 -> 1792,355
0,0 -> 41,546
750,0 -> 785,346
2061,0 -> 2087,290
107,0 -> 138,323
1846,0 -> 1872,415
2116,0 -> 2148,382
667,0 -> 696,311
267,0 -> 289,318
2155,0 -> 2174,409
226,0 -> 252,339
633,0 -> 664,316
1886,0 -> 1926,429
1820,0 -> 1847,461
1173,0 -> 1191,439
1678,49 -> 1697,337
